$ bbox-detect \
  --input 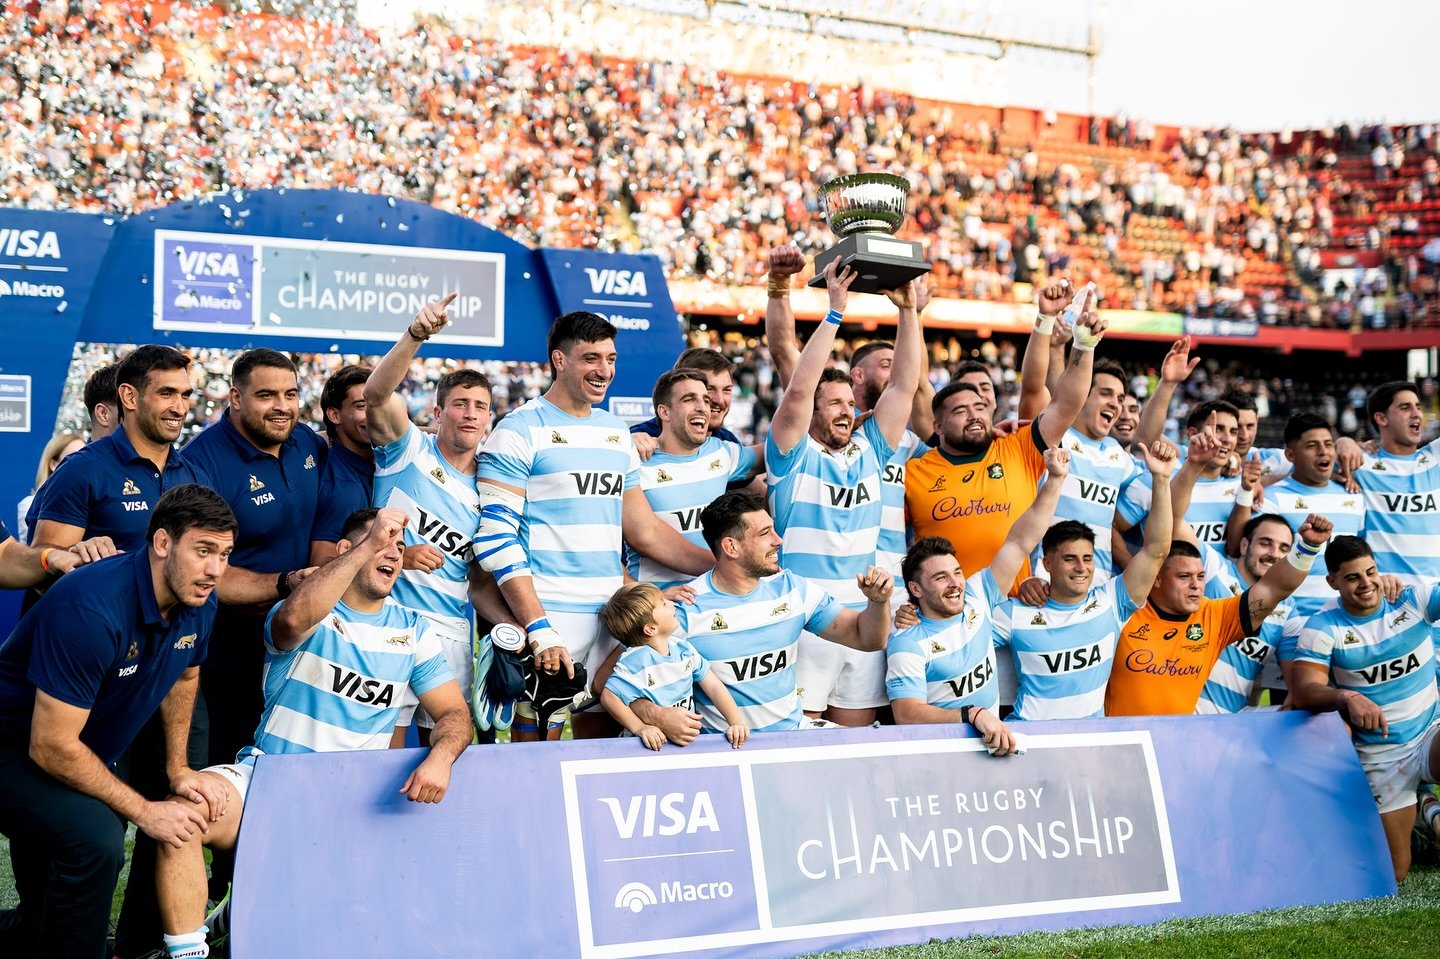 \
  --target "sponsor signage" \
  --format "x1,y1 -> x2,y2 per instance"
608,396 -> 656,423
0,374 -> 31,432
1184,316 -> 1260,338
230,713 -> 1392,959
563,732 -> 1176,958
154,230 -> 504,346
